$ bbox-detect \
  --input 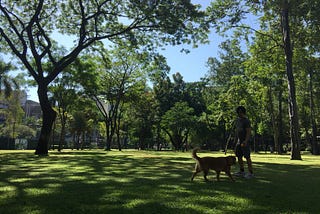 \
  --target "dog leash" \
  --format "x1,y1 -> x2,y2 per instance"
224,119 -> 236,155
